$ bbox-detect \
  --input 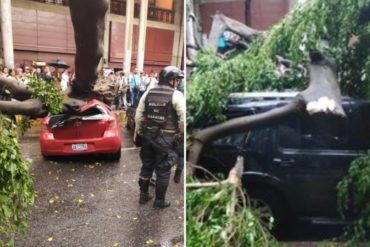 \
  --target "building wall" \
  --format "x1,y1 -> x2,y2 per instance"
9,6 -> 76,68
250,0 -> 289,30
198,0 -> 290,35
1,0 -> 181,73
199,0 -> 246,34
